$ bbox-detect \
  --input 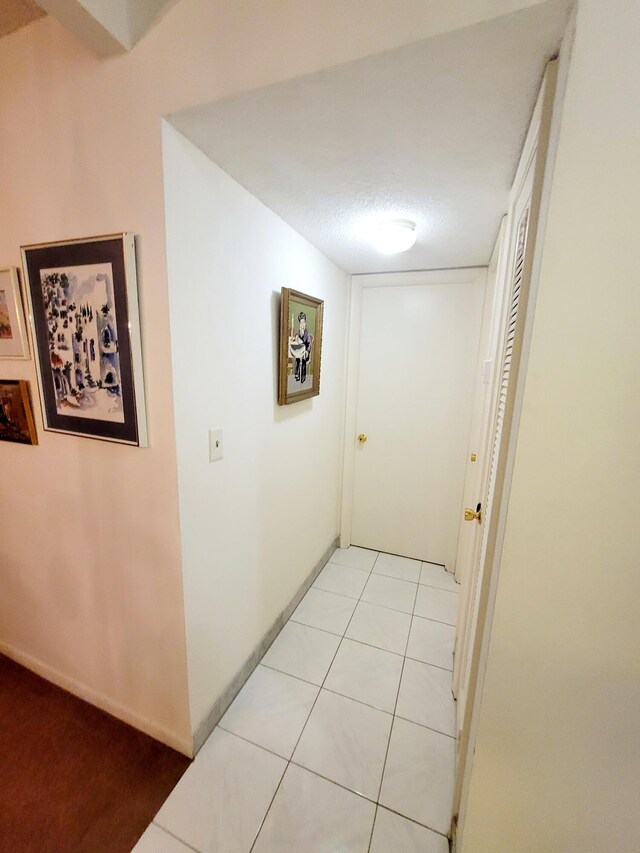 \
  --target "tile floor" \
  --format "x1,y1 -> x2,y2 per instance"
133,547 -> 459,853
